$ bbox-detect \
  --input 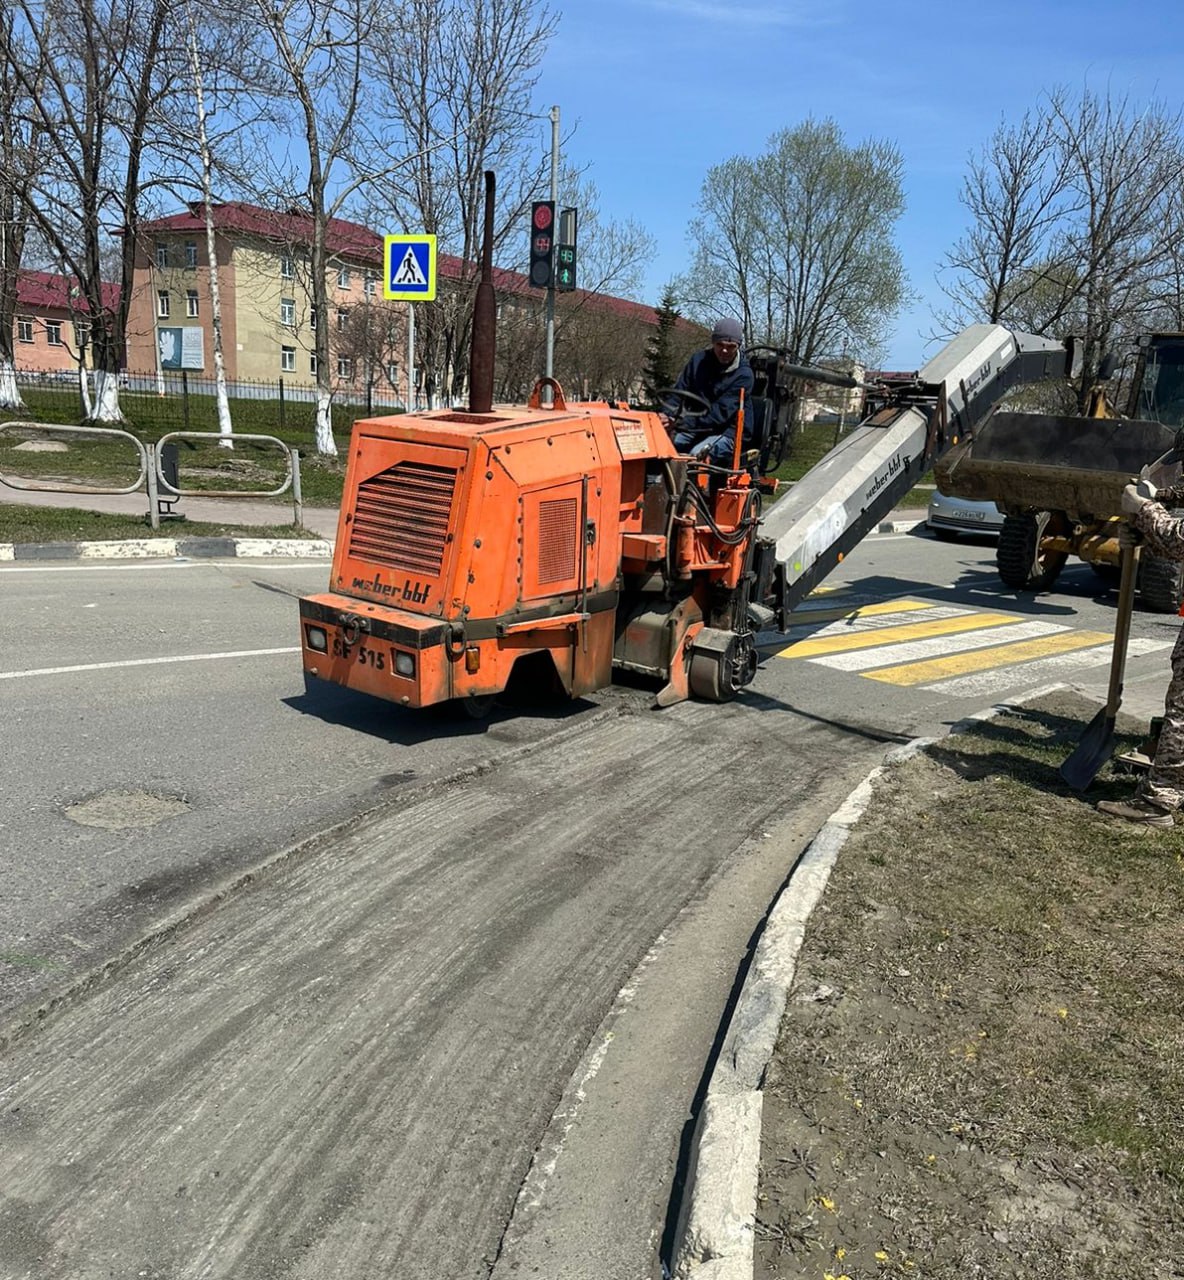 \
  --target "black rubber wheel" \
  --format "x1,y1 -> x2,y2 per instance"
1139,554 -> 1184,613
996,512 -> 1068,591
